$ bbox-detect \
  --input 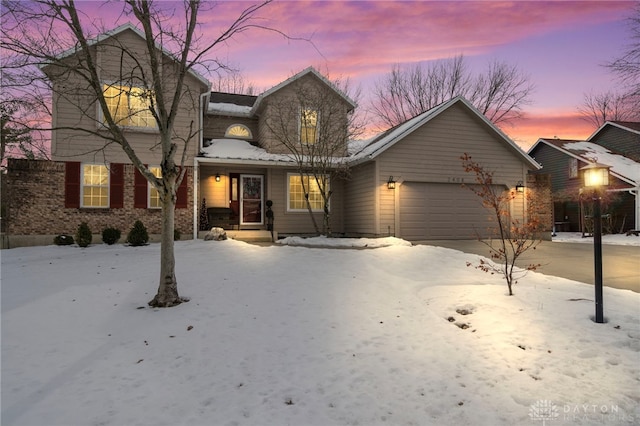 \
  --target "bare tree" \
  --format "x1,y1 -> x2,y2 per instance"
1,101 -> 49,165
608,4 -> 640,106
211,68 -> 257,95
577,90 -> 639,128
461,154 -> 542,296
1,0 -> 273,307
371,54 -> 534,129
264,70 -> 363,235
